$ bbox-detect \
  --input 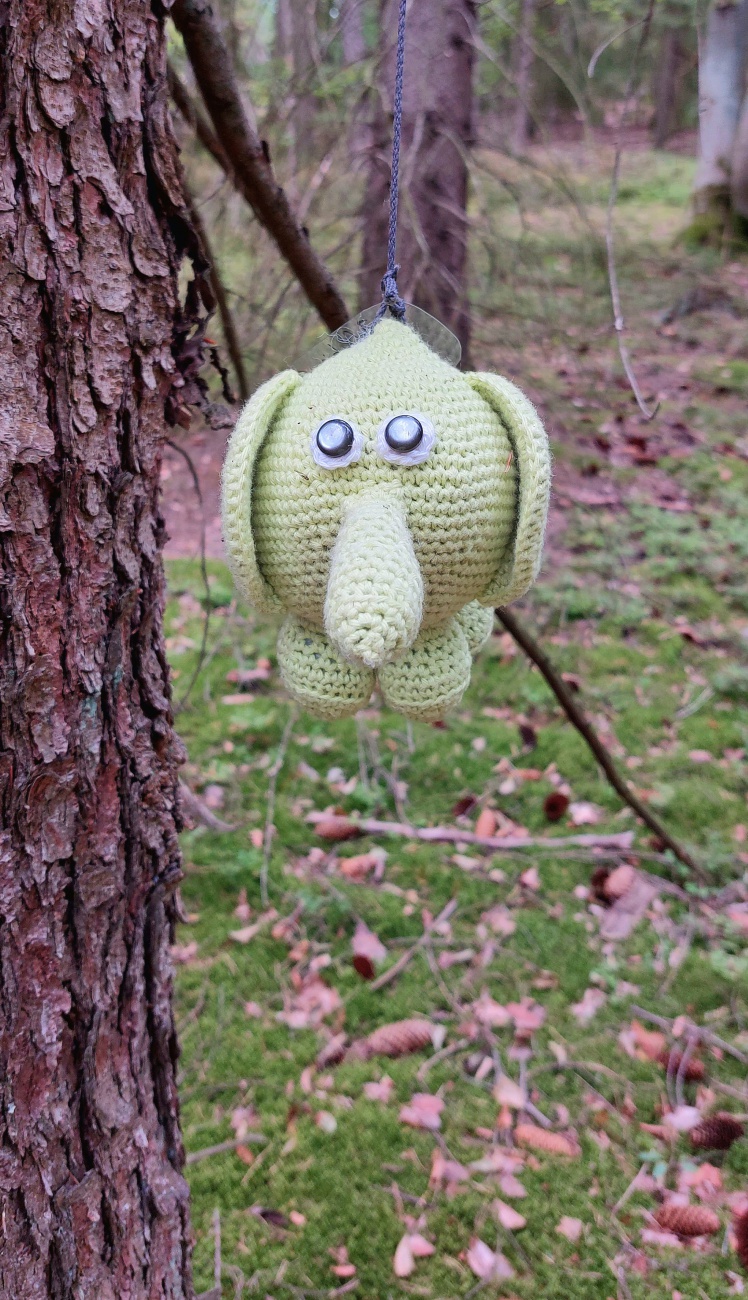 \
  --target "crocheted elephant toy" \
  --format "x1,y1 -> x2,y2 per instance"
221,318 -> 550,721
